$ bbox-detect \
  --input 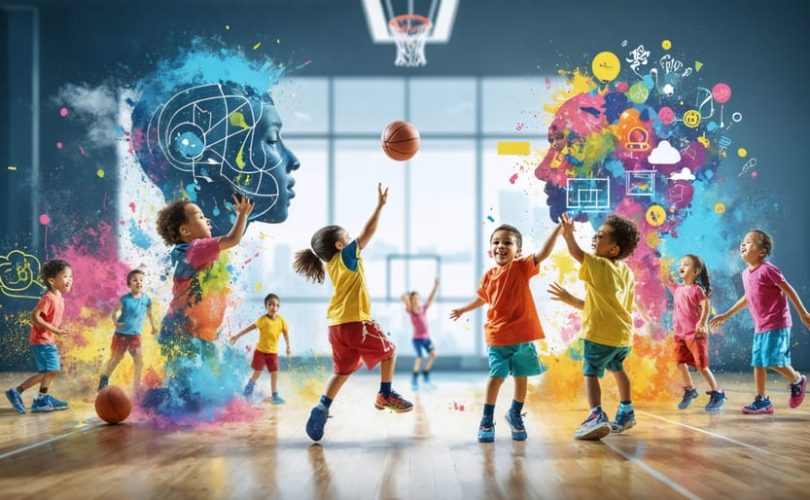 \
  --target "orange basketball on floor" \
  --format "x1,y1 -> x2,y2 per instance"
382,120 -> 420,161
95,386 -> 132,424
